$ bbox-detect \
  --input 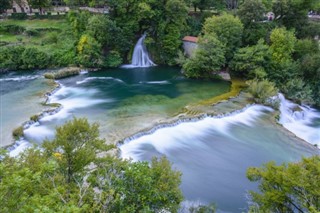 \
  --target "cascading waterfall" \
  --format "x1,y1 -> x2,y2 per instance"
278,93 -> 320,147
122,34 -> 156,68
